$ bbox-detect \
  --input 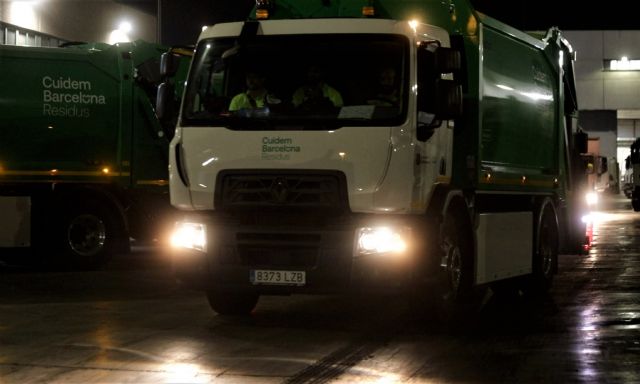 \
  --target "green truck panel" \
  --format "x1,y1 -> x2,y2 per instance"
480,25 -> 557,173
0,42 -> 166,183
0,40 -> 190,267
